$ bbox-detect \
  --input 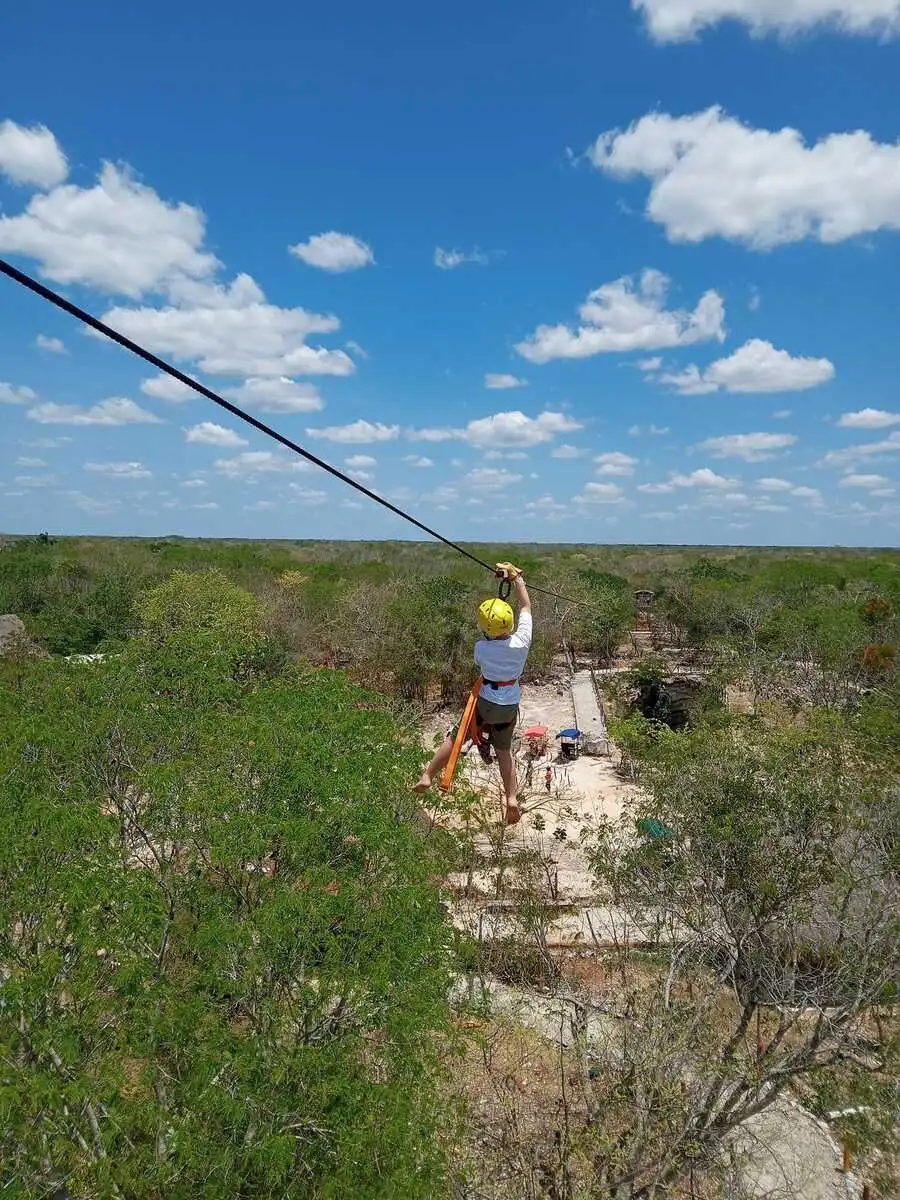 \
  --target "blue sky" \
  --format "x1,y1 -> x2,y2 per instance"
2,0 -> 900,546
